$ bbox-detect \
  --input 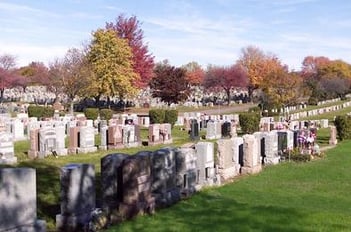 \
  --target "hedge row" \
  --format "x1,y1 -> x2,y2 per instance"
84,108 -> 113,120
27,105 -> 55,118
334,115 -> 351,141
149,109 -> 178,127
239,112 -> 261,134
